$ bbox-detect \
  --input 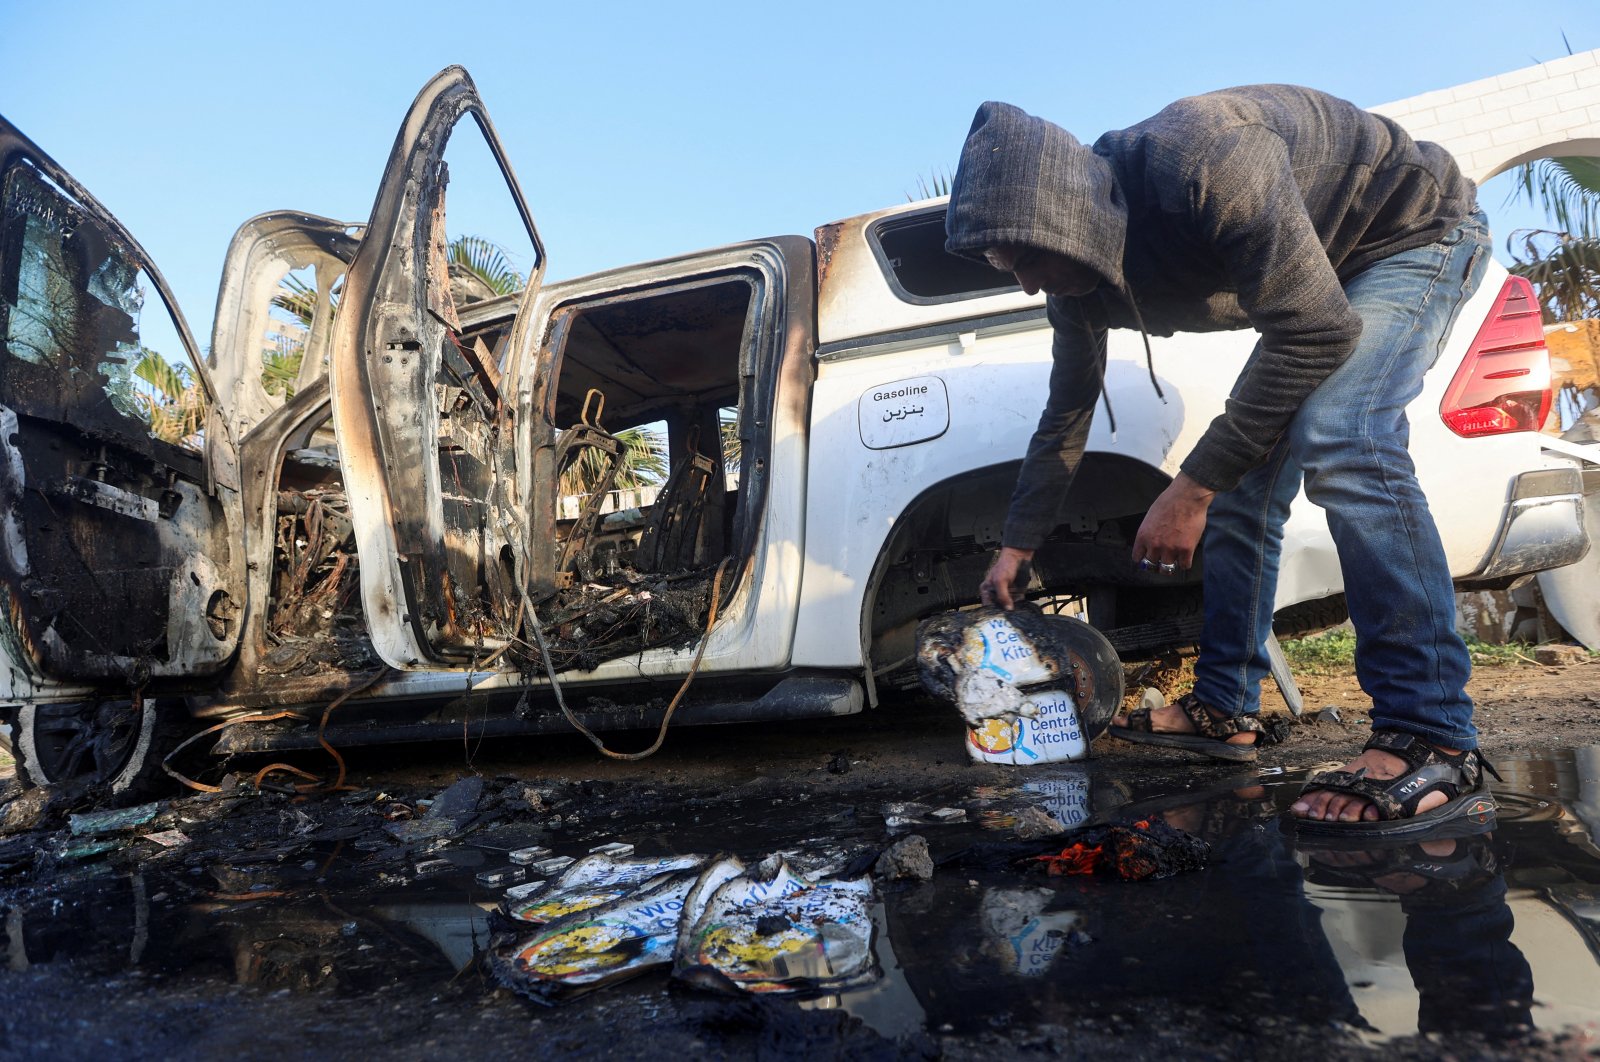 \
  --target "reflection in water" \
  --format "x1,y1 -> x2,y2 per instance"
1019,771 -> 1093,831
980,887 -> 1084,977
1302,747 -> 1600,1042
1303,831 -> 1533,1040
5,750 -> 1600,1046
805,904 -> 925,1041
